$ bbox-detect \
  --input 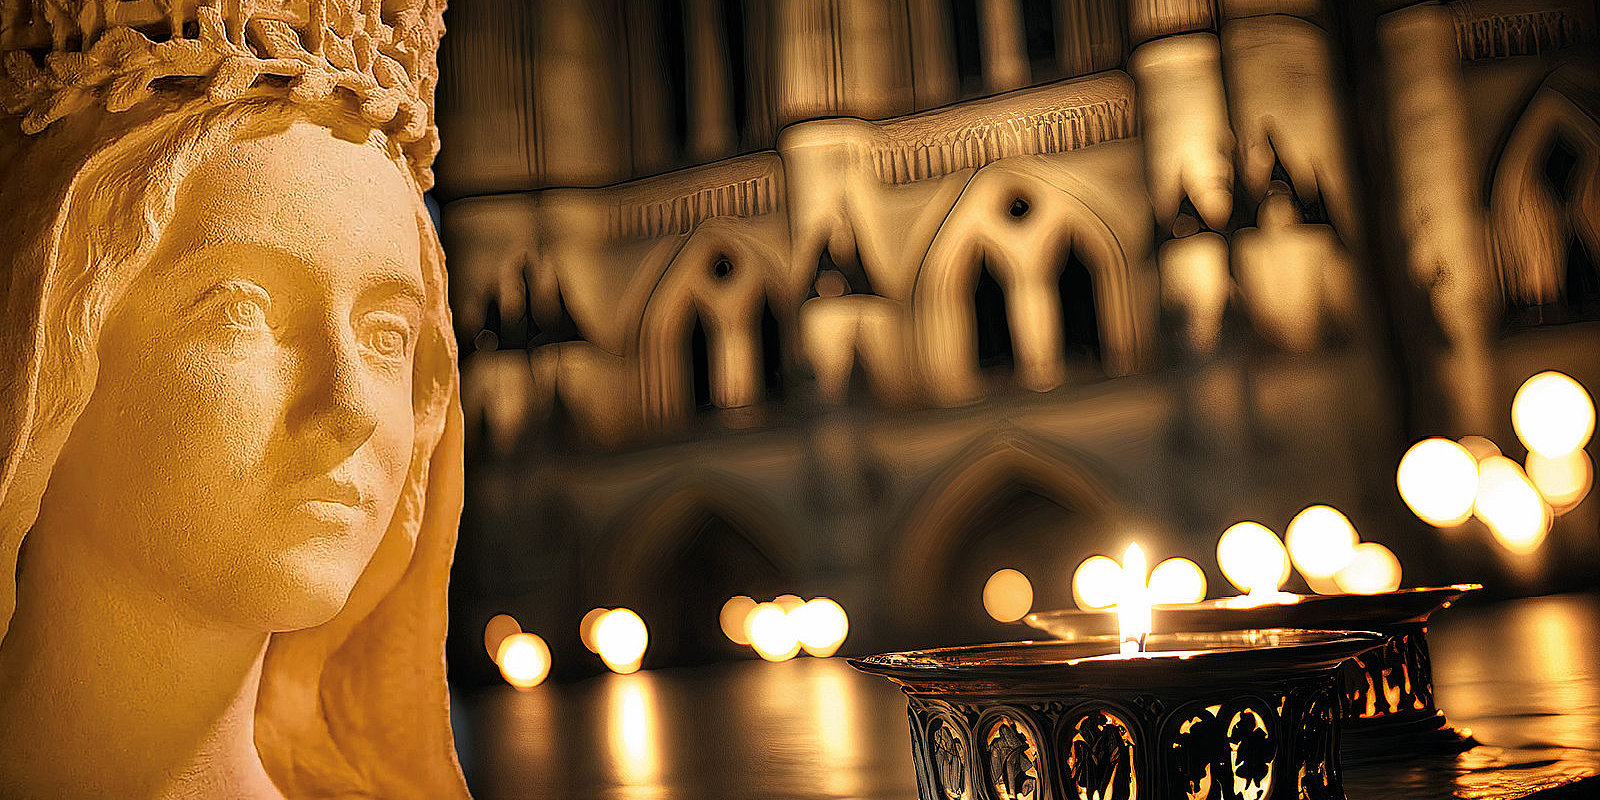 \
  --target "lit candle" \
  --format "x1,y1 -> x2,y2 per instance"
1118,543 -> 1150,654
